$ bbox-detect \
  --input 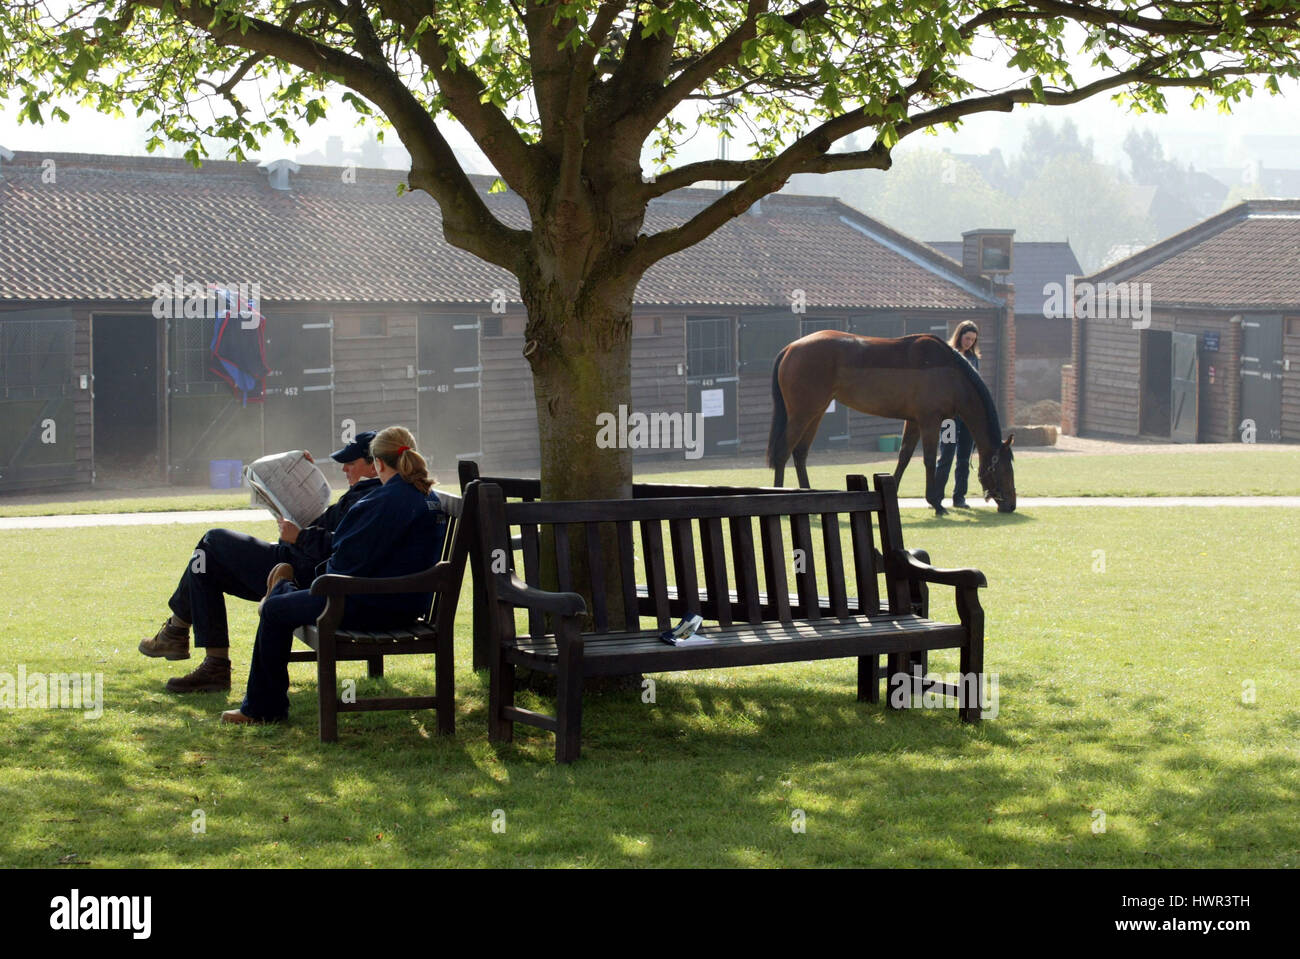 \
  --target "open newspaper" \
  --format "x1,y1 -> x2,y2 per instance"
244,451 -> 333,528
